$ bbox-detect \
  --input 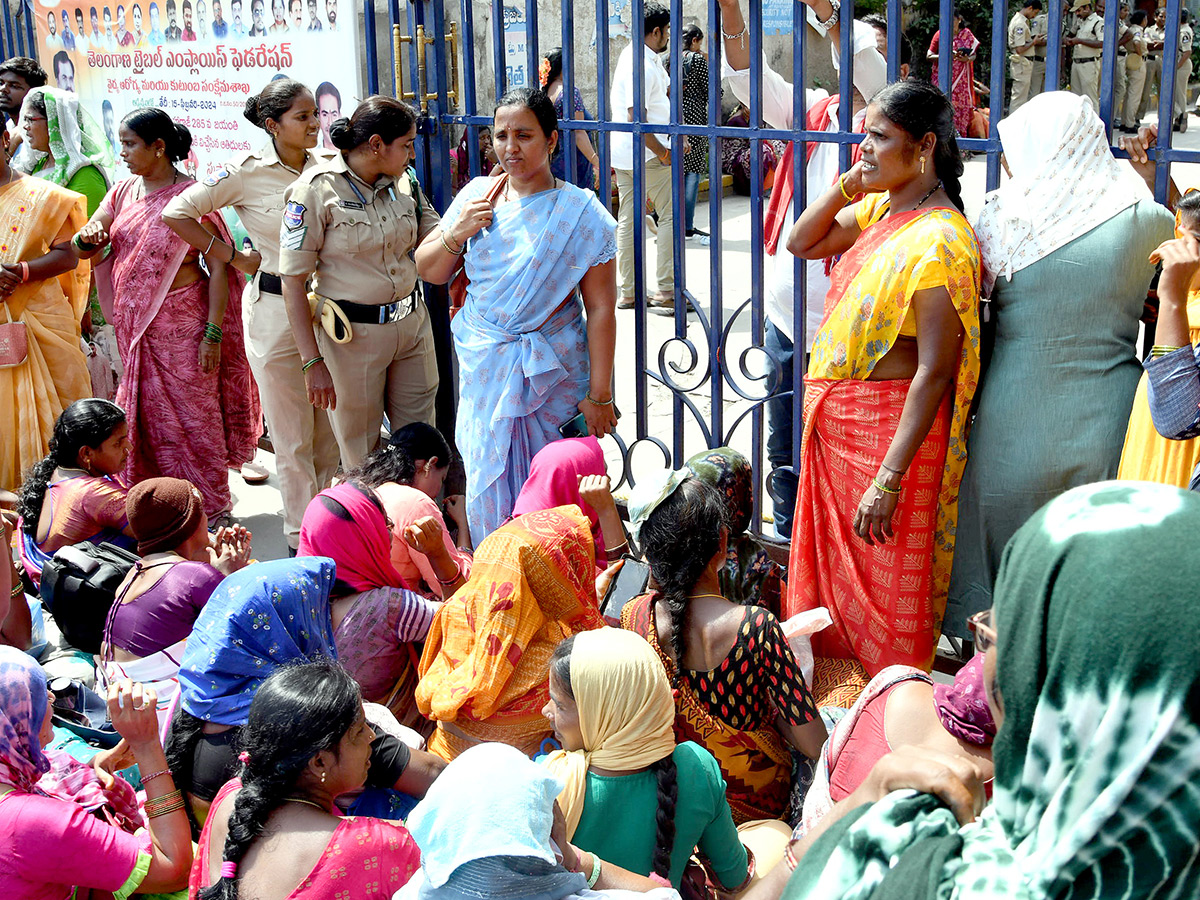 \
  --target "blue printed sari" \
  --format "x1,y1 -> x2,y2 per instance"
444,178 -> 616,542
